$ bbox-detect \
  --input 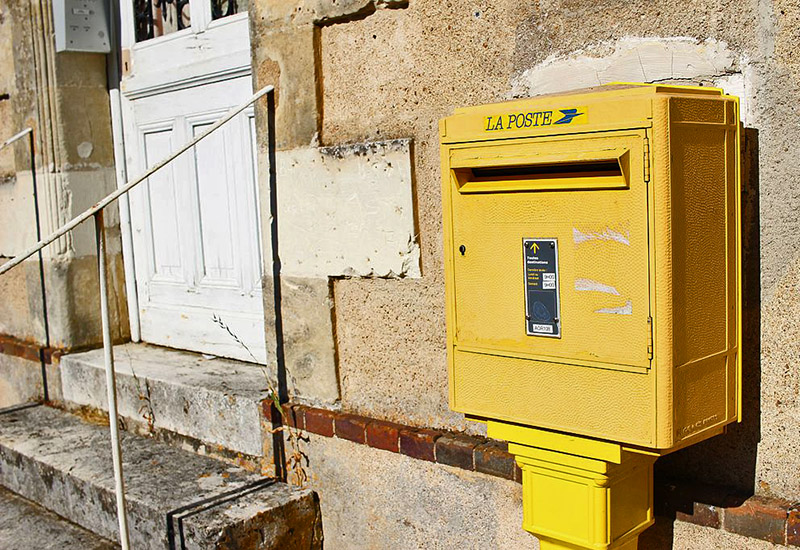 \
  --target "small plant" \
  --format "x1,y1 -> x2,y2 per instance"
212,313 -> 309,486
122,346 -> 156,435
